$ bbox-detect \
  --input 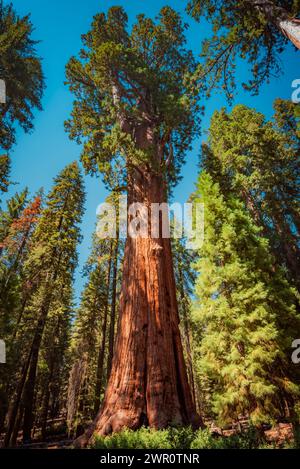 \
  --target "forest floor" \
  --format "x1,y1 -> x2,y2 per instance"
210,421 -> 294,446
0,421 -> 295,449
